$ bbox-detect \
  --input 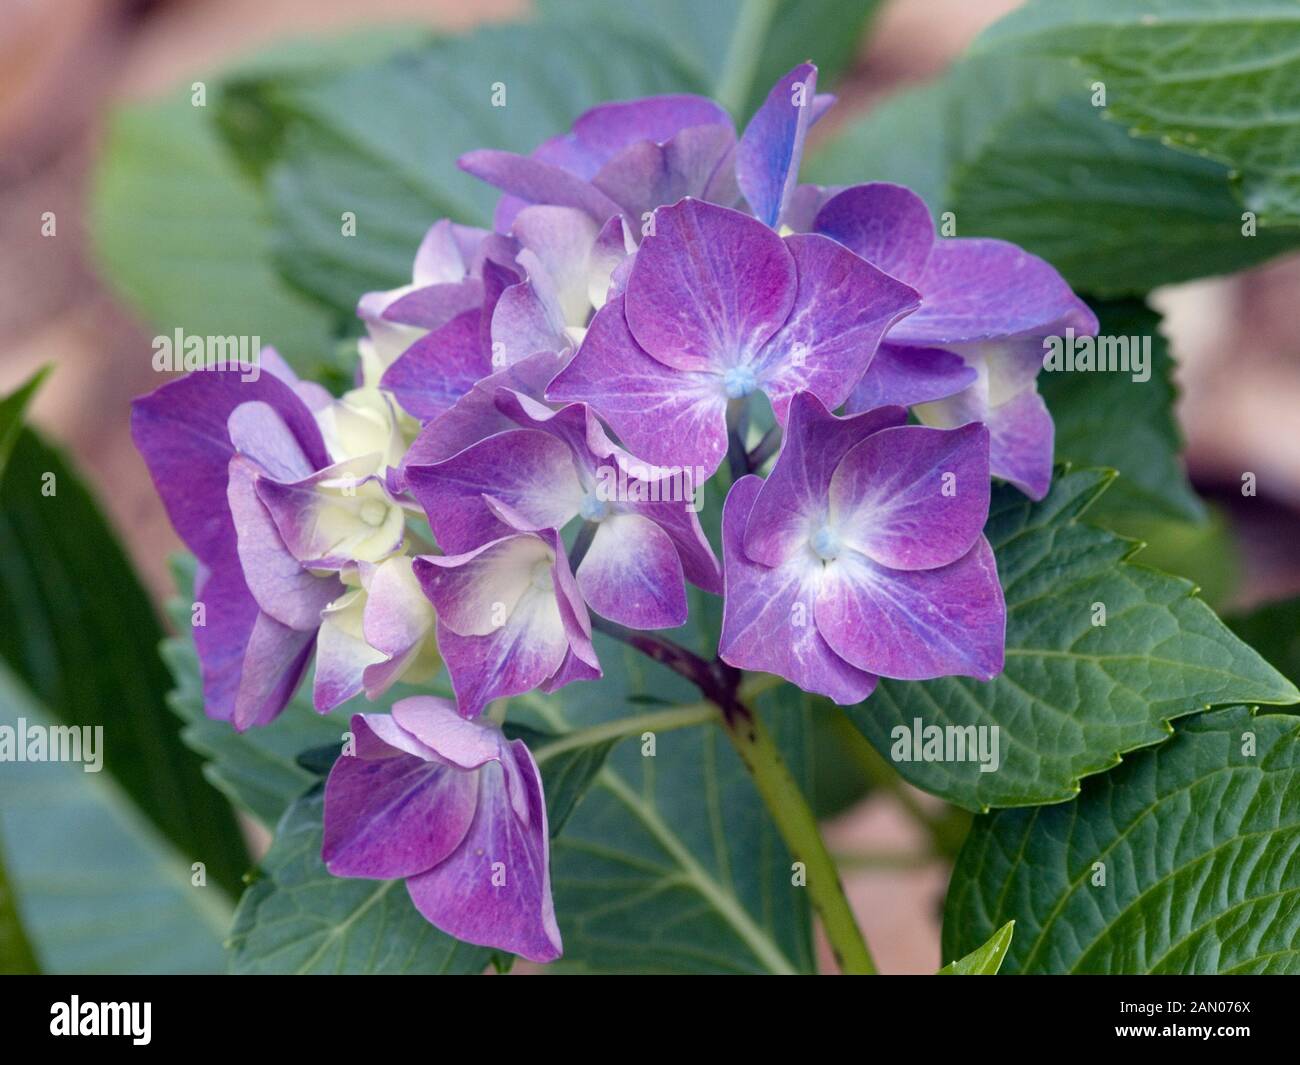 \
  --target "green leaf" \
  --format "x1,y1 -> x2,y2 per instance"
0,366 -> 49,478
0,830 -> 39,974
977,0 -> 1300,227
261,21 -> 709,313
938,920 -> 1013,975
0,665 -> 230,973
538,0 -> 881,119
0,431 -> 249,897
806,53 -> 1300,295
91,93 -> 336,375
846,469 -> 1299,812
1228,597 -> 1300,691
213,28 -> 433,180
513,629 -> 816,974
227,788 -> 492,974
945,707 -> 1300,973
1041,300 -> 1203,522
